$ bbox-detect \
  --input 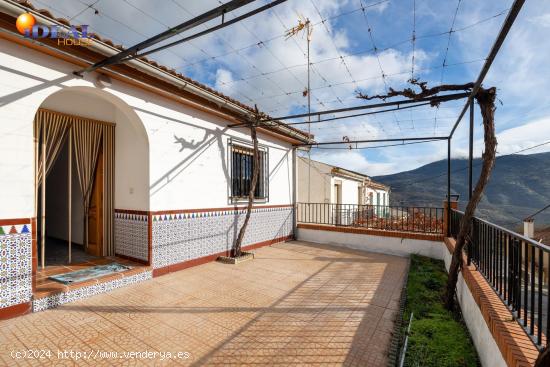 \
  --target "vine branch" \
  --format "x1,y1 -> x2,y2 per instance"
356,81 -> 497,311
